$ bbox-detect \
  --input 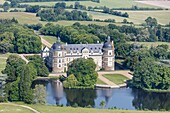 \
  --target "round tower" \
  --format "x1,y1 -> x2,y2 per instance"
51,37 -> 66,73
102,36 -> 115,71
